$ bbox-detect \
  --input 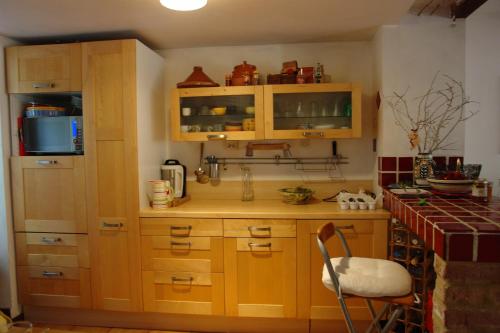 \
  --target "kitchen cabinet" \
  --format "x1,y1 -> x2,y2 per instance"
171,86 -> 264,141
6,43 -> 82,93
82,39 -> 165,312
141,218 -> 224,315
223,219 -> 297,318
264,83 -> 362,139
297,219 -> 387,320
170,83 -> 361,141
11,156 -> 87,233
